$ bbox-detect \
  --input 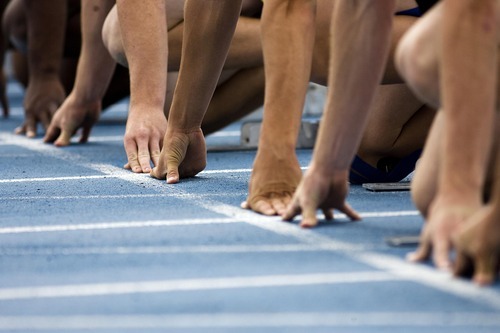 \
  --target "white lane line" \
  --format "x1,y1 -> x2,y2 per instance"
1,312 -> 499,329
0,218 -> 236,234
201,166 -> 308,174
189,200 -> 500,309
0,244 -> 324,256
0,175 -> 113,183
2,132 -> 500,309
355,252 -> 500,311
0,192 -> 246,201
1,132 -> 239,146
0,210 -> 417,235
0,272 -> 396,300
0,167 -> 307,182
